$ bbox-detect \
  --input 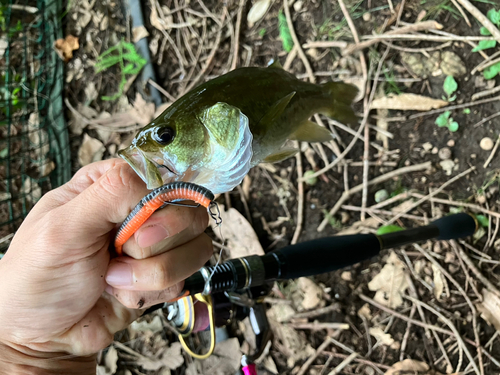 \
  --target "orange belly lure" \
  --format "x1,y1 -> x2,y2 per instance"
114,182 -> 215,255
